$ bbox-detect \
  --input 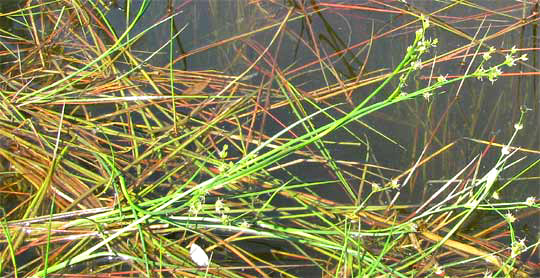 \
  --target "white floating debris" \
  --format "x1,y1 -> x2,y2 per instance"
190,242 -> 209,267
